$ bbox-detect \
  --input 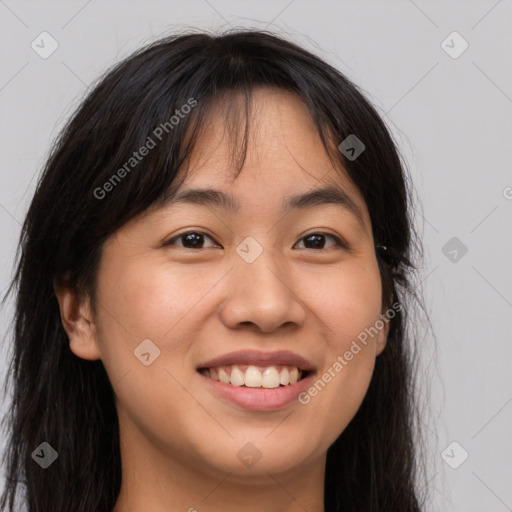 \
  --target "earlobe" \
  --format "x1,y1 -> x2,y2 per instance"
376,335 -> 387,356
53,280 -> 101,361
375,316 -> 390,356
